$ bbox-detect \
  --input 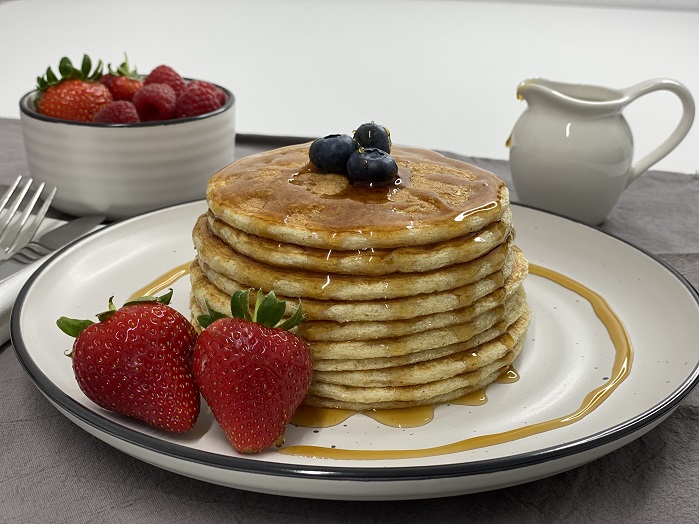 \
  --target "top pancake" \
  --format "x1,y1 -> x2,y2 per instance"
207,143 -> 509,250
